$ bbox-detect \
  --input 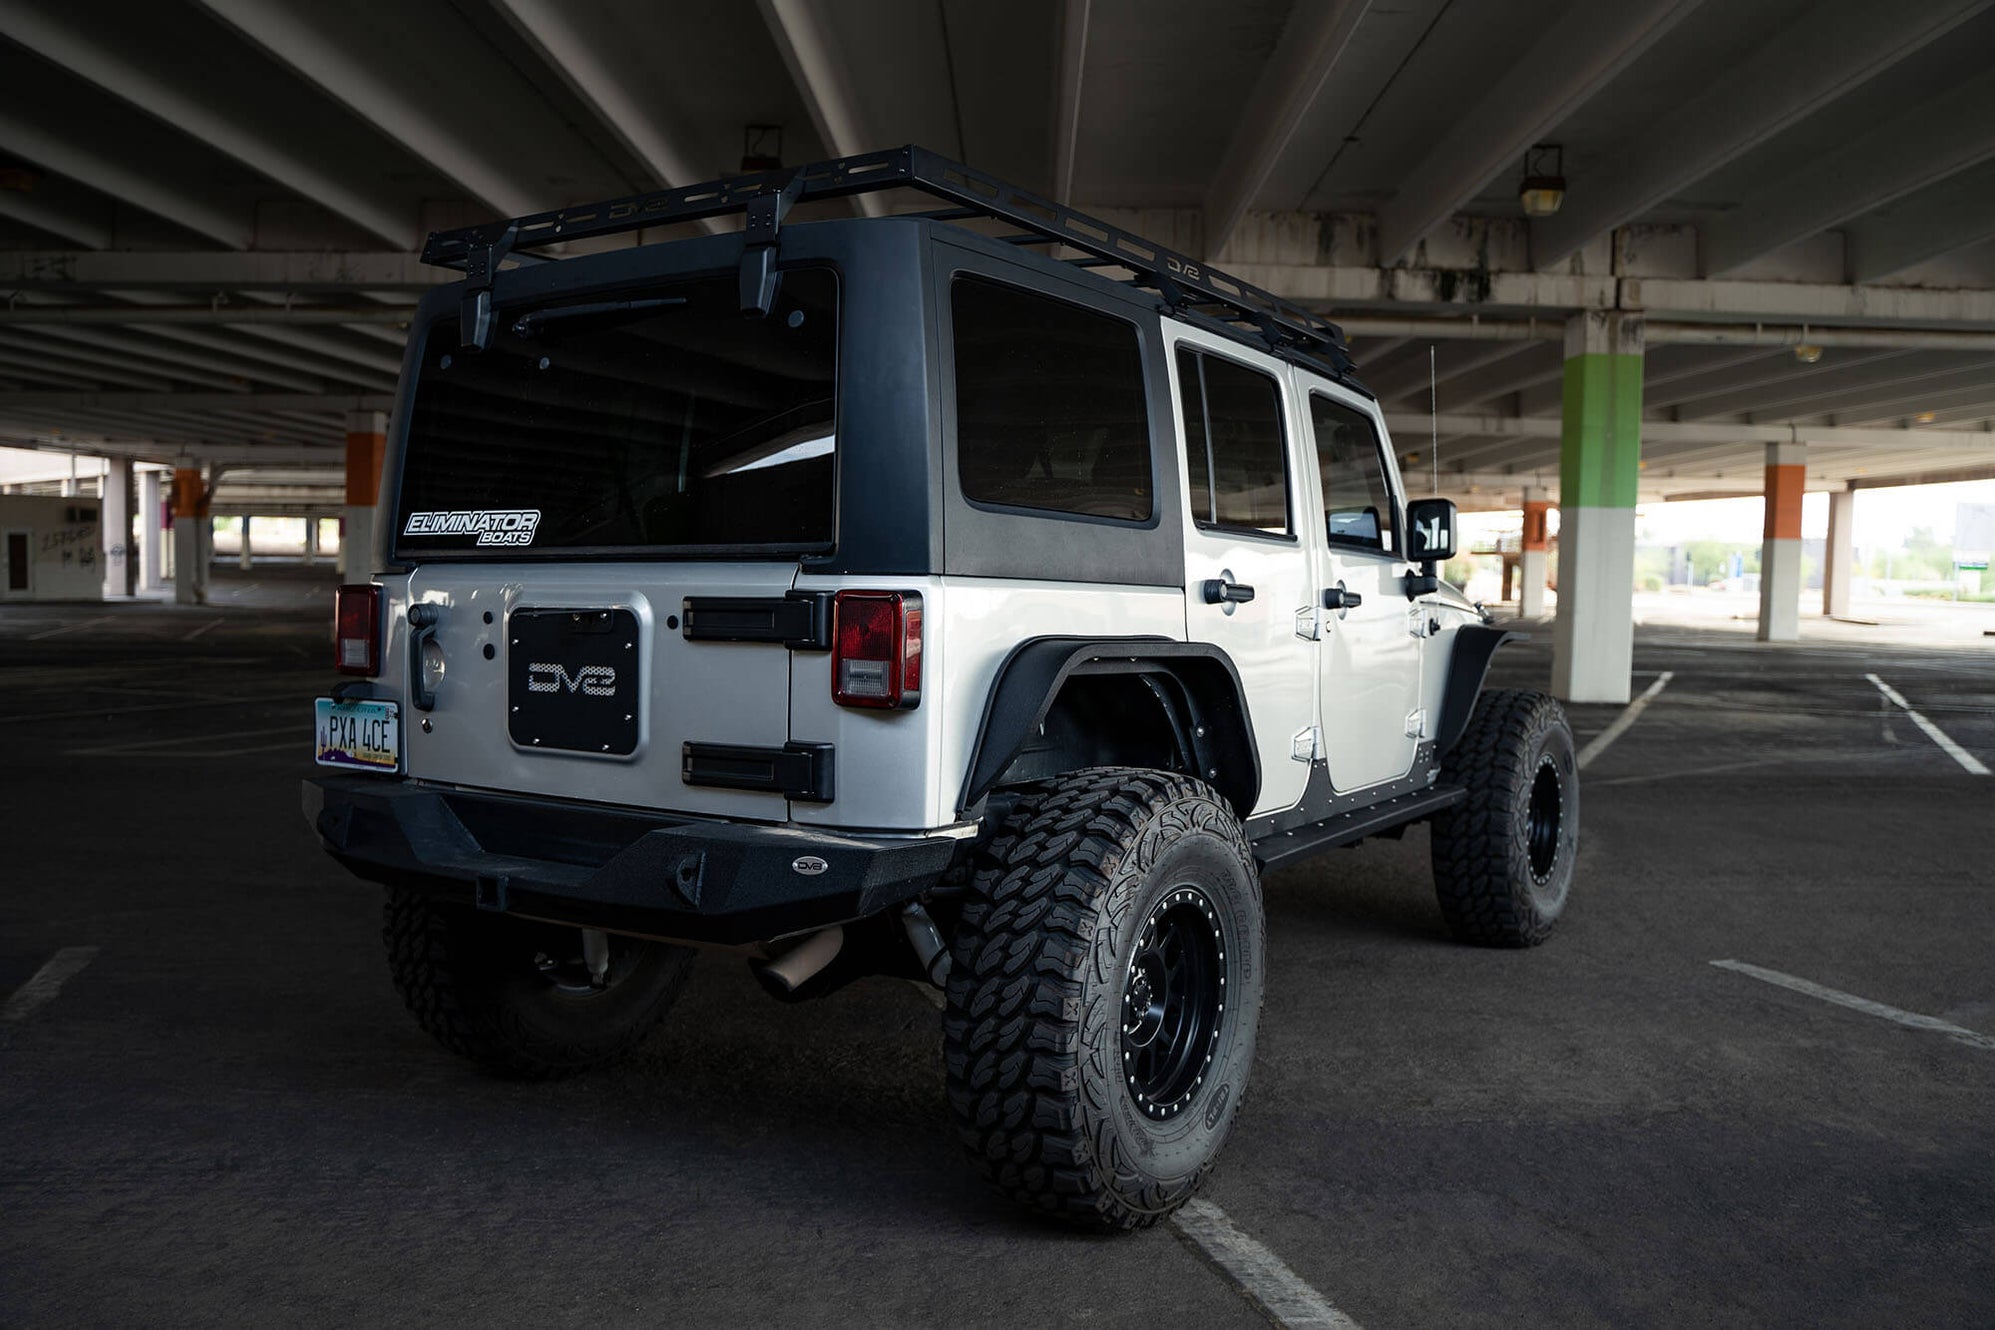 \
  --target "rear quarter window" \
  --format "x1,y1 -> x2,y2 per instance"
951,276 -> 1153,523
